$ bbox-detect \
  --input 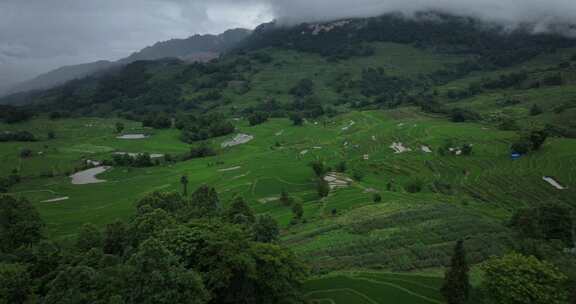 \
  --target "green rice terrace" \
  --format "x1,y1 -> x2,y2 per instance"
2,107 -> 575,301
6,110 -> 575,241
304,272 -> 447,304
